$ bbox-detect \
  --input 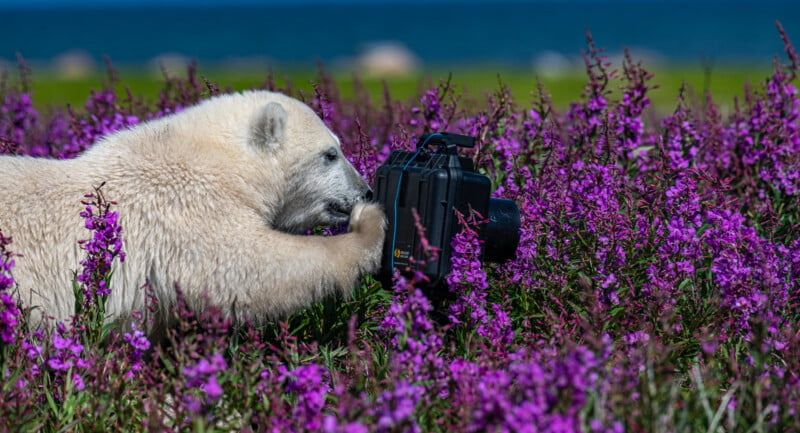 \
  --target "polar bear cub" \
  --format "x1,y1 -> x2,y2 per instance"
0,91 -> 386,332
